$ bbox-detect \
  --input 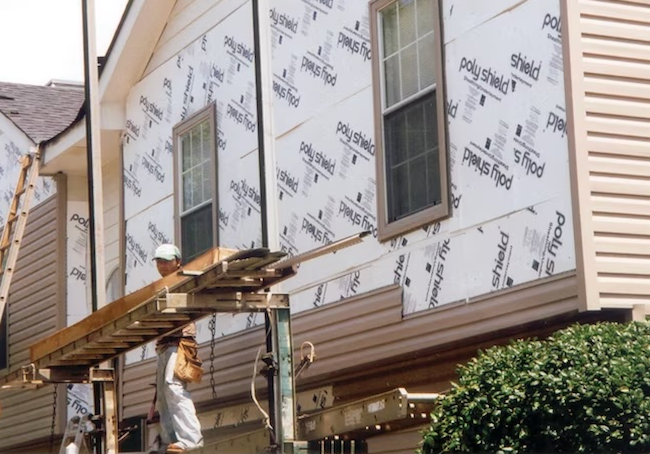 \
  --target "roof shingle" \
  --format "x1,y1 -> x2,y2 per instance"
0,81 -> 85,143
